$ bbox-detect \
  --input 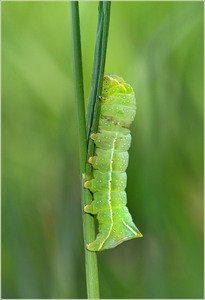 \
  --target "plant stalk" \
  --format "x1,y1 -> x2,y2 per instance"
71,1 -> 111,298
71,2 -> 100,299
